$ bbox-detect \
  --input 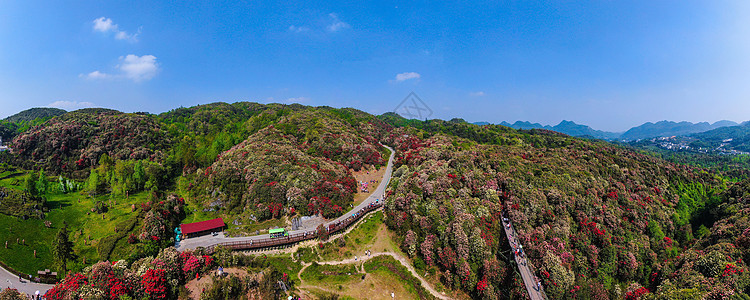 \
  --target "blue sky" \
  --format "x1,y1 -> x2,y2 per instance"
1,1 -> 750,131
